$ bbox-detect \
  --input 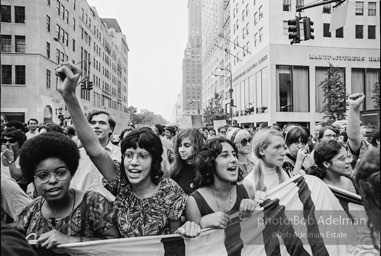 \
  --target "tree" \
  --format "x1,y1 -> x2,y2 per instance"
371,82 -> 380,109
126,106 -> 168,126
318,63 -> 347,124
202,92 -> 229,126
